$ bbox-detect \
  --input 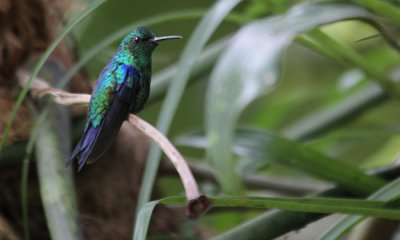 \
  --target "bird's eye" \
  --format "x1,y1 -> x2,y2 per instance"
134,37 -> 140,43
